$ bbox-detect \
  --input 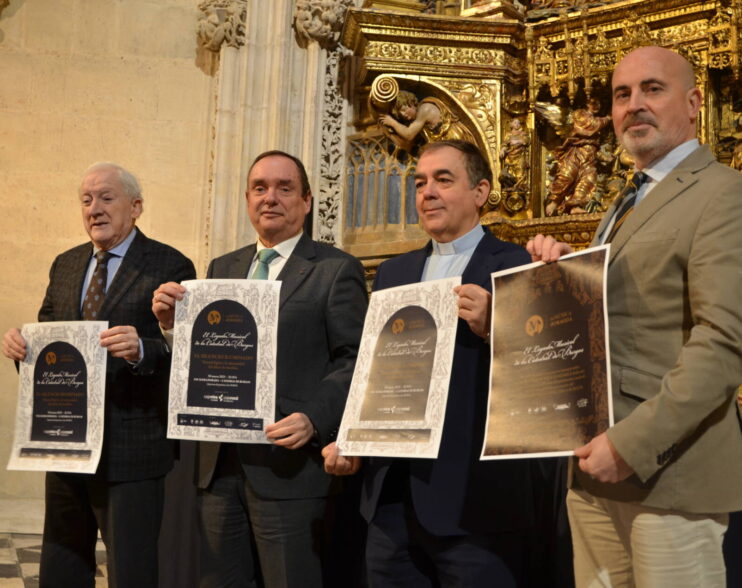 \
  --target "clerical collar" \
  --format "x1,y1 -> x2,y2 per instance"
431,224 -> 484,256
